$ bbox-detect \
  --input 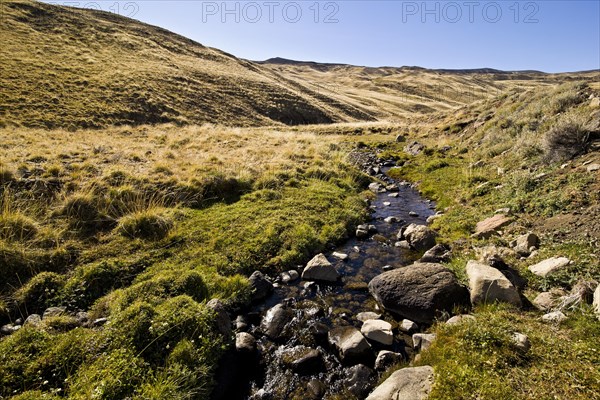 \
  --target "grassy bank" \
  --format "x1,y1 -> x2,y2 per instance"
0,124 -> 370,398
382,81 -> 600,398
